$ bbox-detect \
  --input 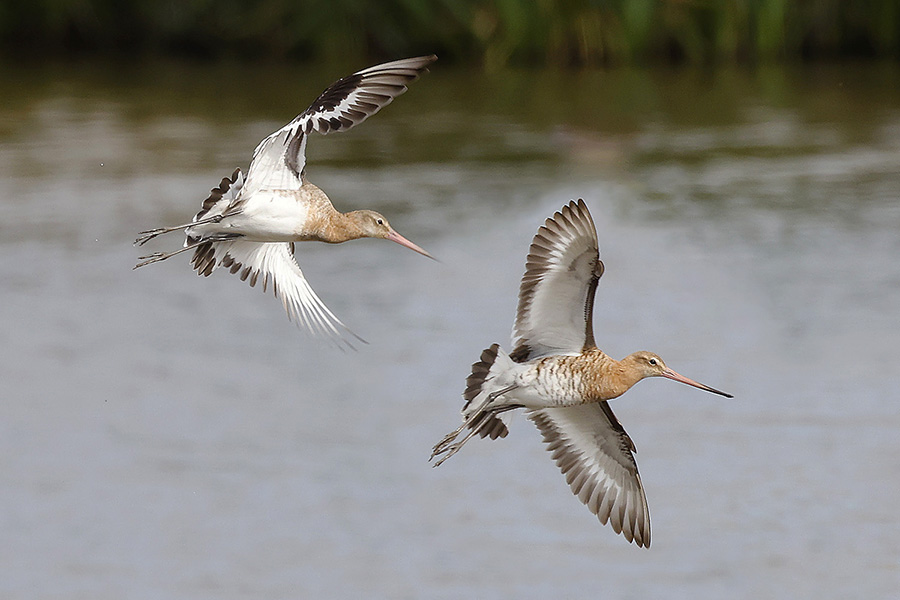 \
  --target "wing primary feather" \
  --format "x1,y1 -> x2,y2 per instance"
189,239 -> 364,349
511,199 -> 603,361
528,404 -> 650,548
242,55 -> 436,198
